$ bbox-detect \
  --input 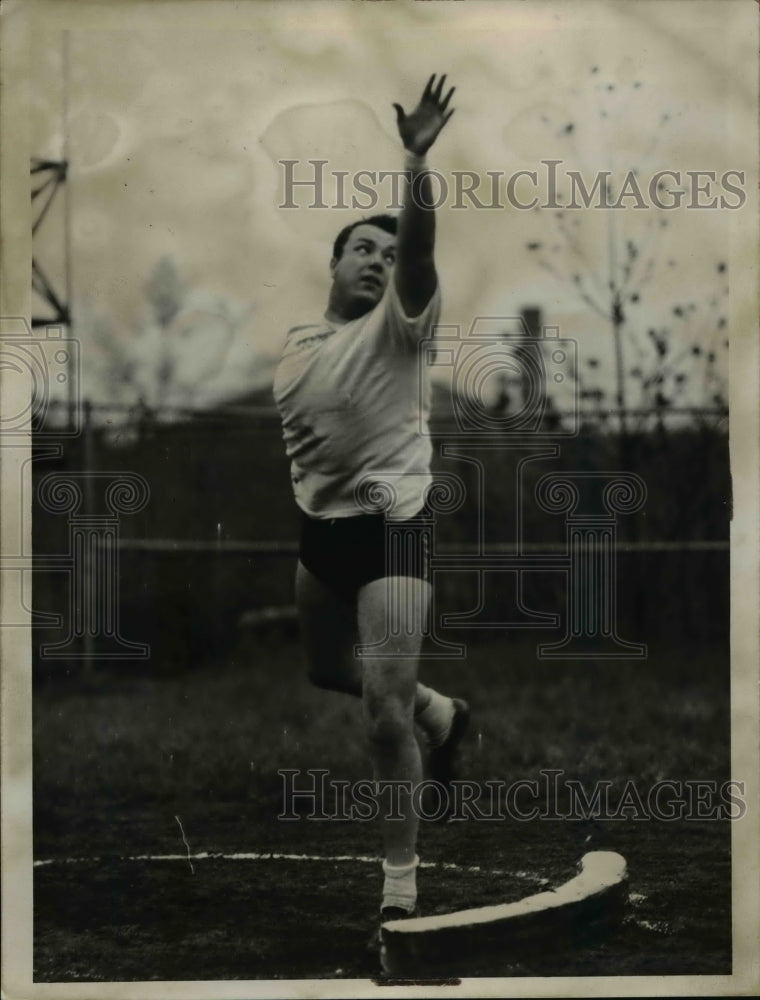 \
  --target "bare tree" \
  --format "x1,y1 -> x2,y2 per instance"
85,256 -> 259,420
523,68 -> 728,438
